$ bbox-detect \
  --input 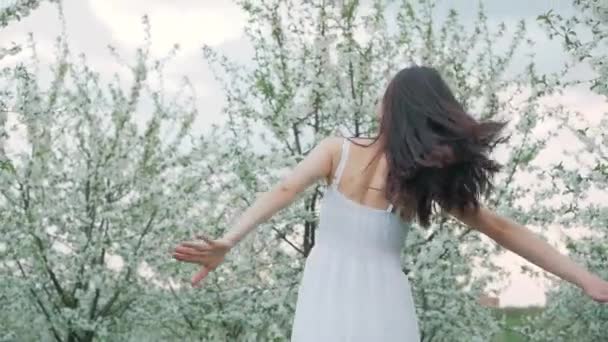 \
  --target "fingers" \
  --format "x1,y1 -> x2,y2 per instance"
172,234 -> 223,288
191,267 -> 210,287
172,252 -> 201,264
173,246 -> 211,261
174,245 -> 210,256
173,248 -> 221,268
173,250 -> 216,263
600,290 -> 608,303
180,241 -> 214,252
174,234 -> 219,253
